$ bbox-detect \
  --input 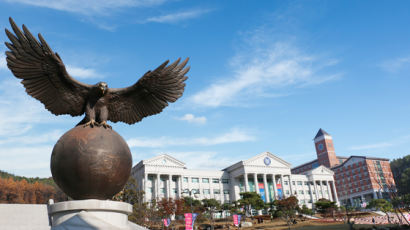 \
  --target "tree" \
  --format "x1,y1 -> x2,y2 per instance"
368,199 -> 393,223
273,196 -> 299,229
158,198 -> 176,220
314,198 -> 337,219
390,155 -> 410,195
238,192 -> 264,216
202,199 -> 221,230
112,178 -> 149,227
300,204 -> 314,217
